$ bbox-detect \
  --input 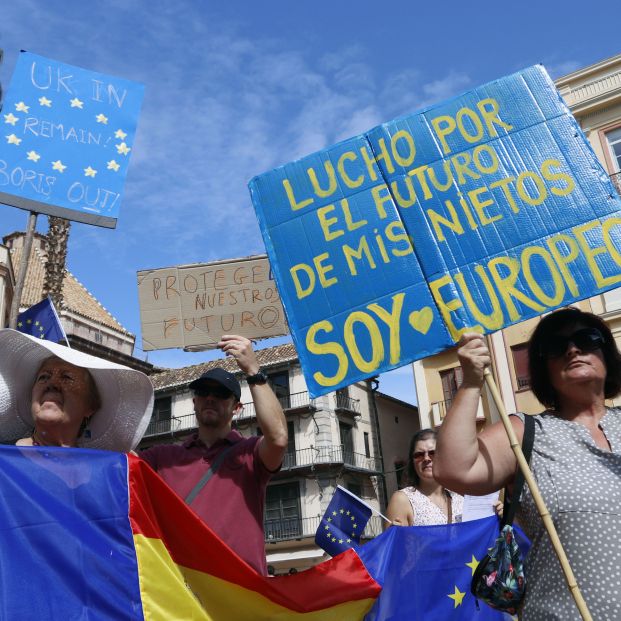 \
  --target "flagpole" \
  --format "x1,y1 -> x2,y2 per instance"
483,368 -> 592,621
8,211 -> 37,329
337,485 -> 392,524
47,295 -> 70,347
